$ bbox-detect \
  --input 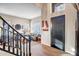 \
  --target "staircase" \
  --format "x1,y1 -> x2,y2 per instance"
0,16 -> 31,56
